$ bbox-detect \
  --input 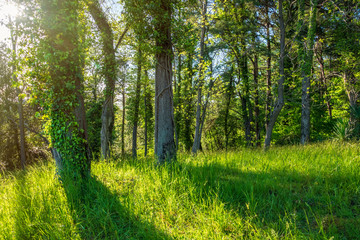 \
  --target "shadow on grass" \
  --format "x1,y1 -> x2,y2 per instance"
63,174 -> 172,240
14,171 -> 28,239
14,170 -> 81,239
177,161 -> 360,239
13,169 -> 172,239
